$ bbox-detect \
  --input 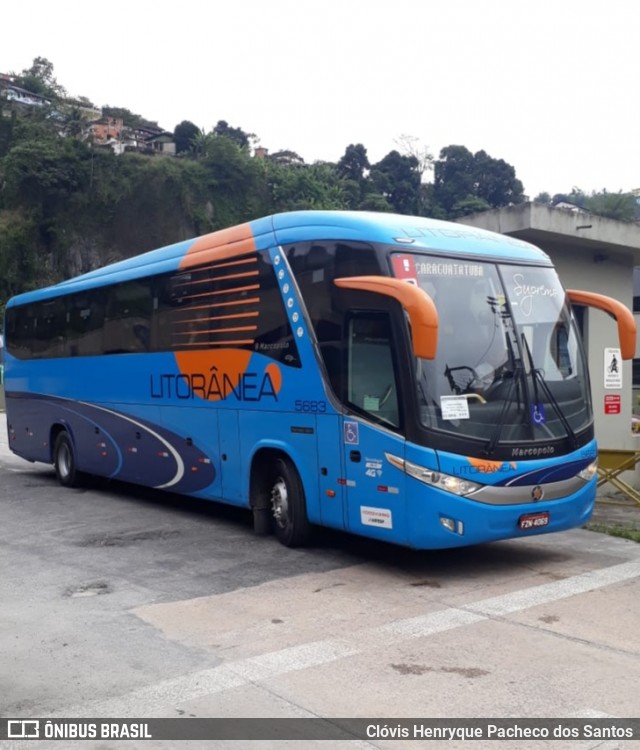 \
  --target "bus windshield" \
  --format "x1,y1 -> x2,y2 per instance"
393,254 -> 592,453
